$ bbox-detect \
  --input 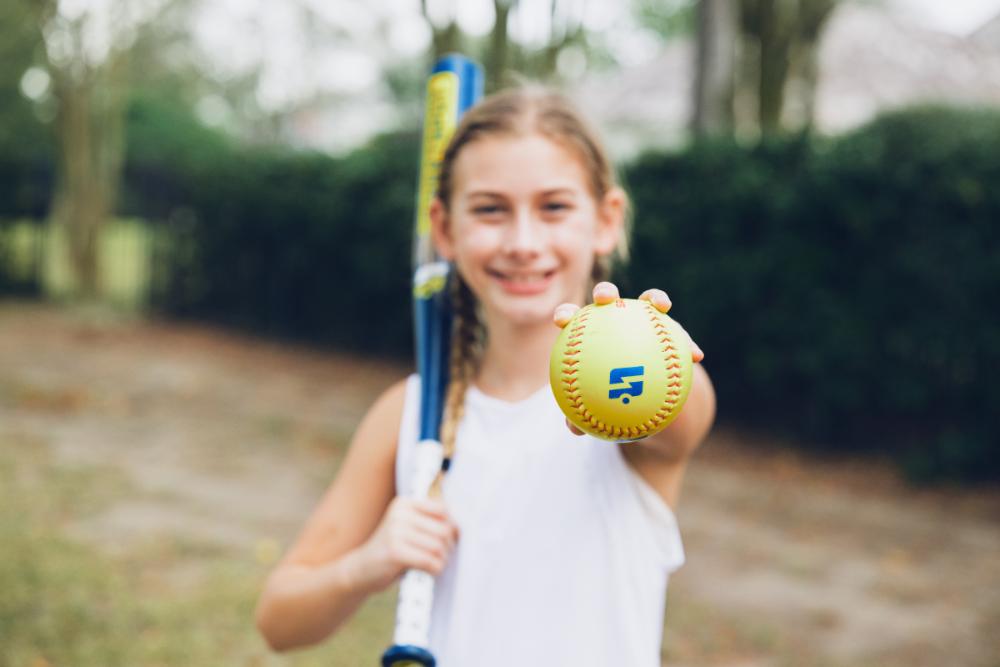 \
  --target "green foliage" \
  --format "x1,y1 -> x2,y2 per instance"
626,106 -> 1000,483
124,99 -> 419,353
633,0 -> 697,39
4,94 -> 998,483
0,0 -> 52,154
0,451 -> 135,666
0,0 -> 54,225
